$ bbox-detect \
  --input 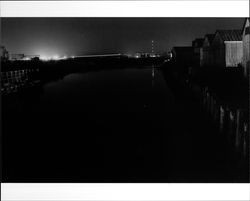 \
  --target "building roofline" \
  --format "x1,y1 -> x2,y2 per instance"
214,29 -> 242,41
241,18 -> 250,35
